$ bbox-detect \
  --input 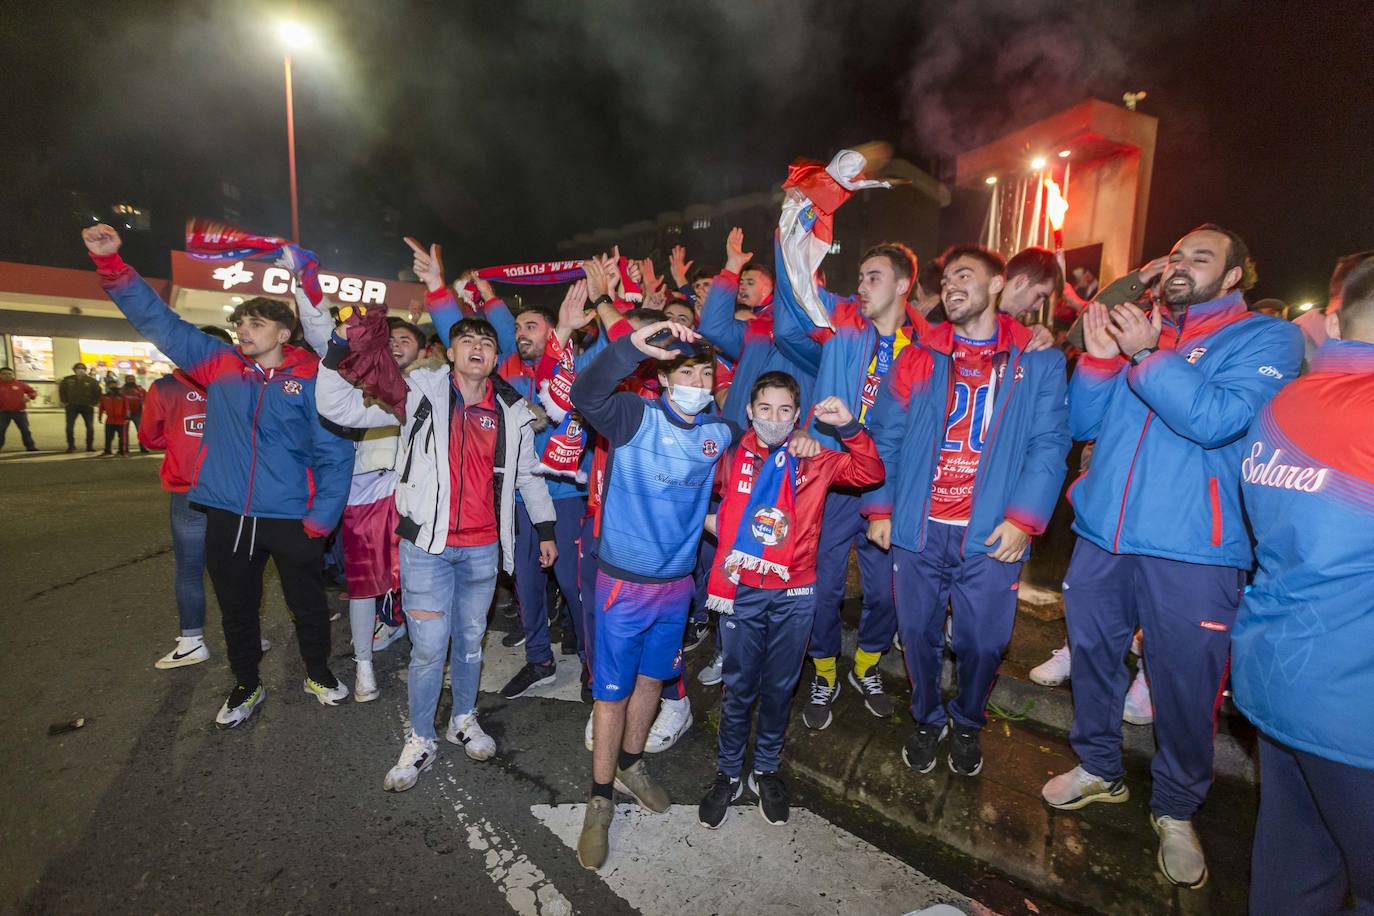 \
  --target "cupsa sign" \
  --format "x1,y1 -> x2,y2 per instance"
169,251 -> 425,308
